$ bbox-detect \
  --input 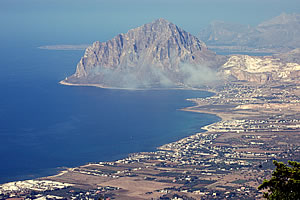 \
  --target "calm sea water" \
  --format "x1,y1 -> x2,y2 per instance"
0,44 -> 220,184
213,50 -> 273,56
